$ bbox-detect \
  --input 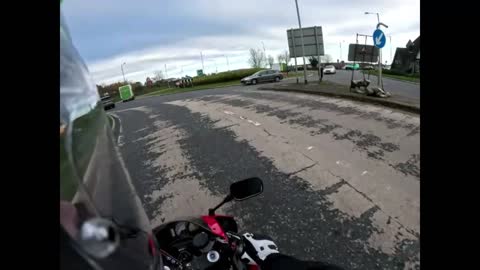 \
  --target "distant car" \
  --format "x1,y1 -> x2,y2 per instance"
101,95 -> 115,110
241,70 -> 283,85
363,65 -> 374,70
345,64 -> 360,70
323,65 -> 336,74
